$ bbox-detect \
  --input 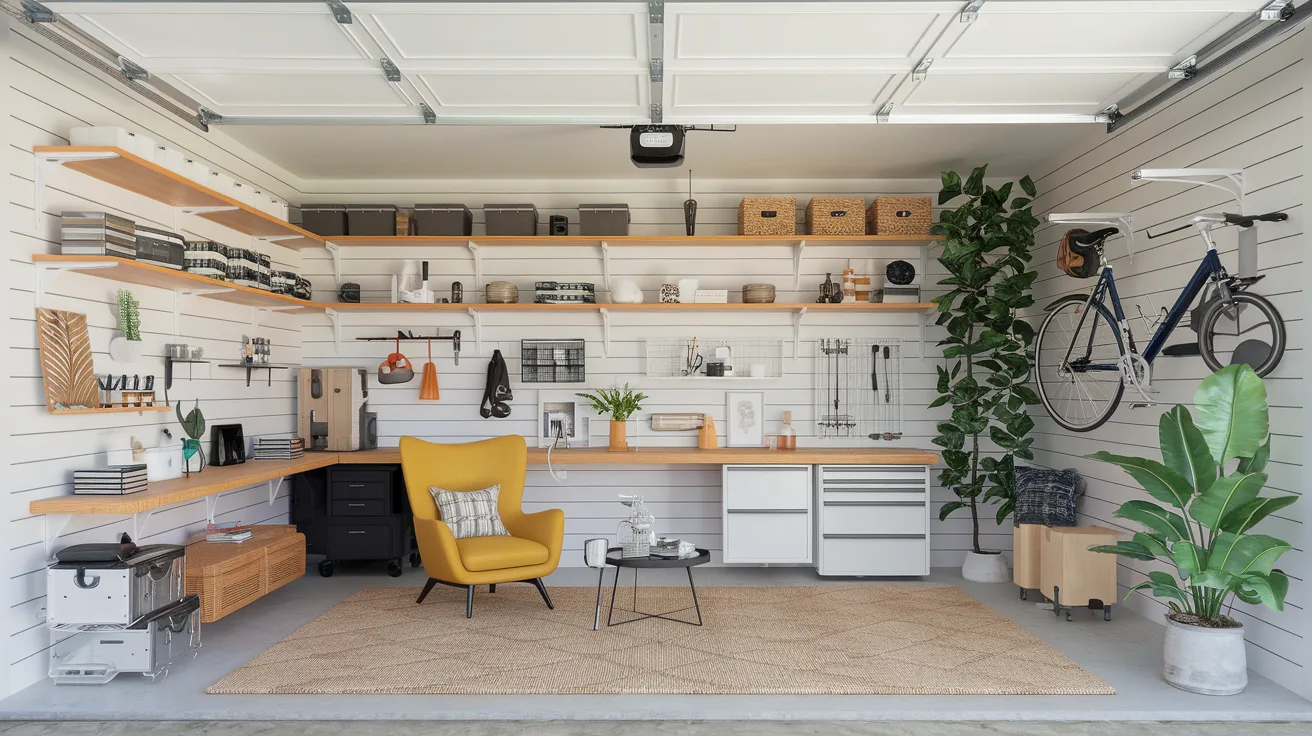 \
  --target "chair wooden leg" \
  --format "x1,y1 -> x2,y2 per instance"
416,578 -> 438,604
489,584 -> 496,593
466,585 -> 475,618
531,577 -> 554,610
